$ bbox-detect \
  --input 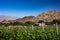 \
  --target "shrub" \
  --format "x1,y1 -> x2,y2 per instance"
0,26 -> 60,40
24,21 -> 34,26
